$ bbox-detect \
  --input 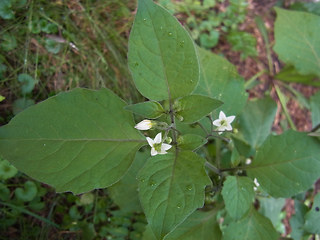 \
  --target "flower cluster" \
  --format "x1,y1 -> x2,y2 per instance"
134,111 -> 235,156
134,120 -> 171,156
